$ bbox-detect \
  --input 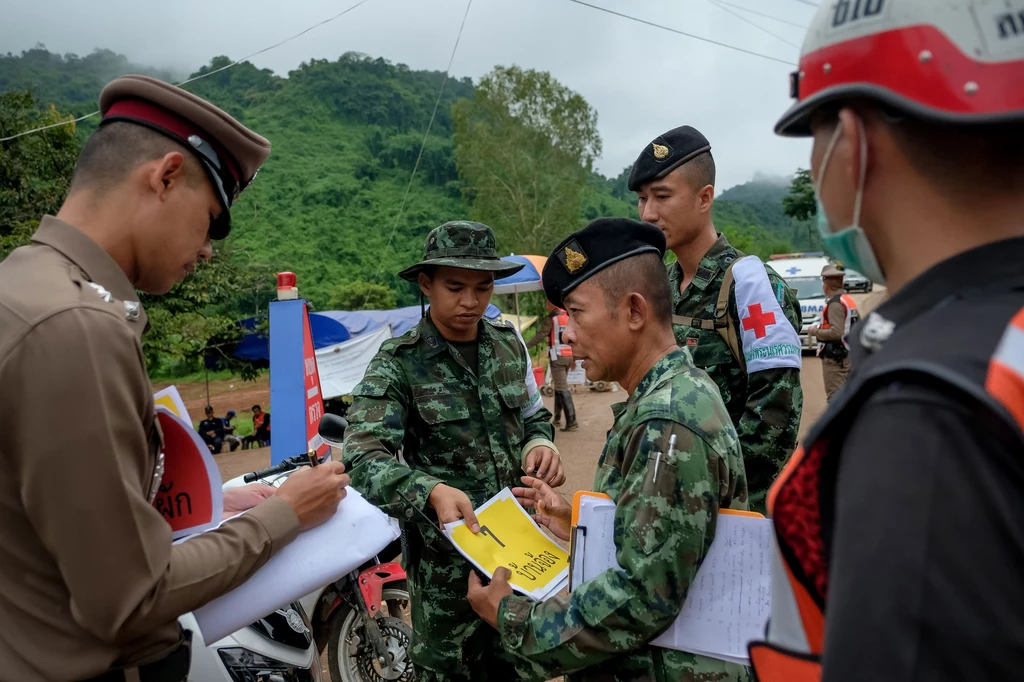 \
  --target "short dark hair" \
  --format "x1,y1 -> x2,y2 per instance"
587,252 -> 673,326
813,102 -> 1024,201
677,151 -> 716,191
888,117 -> 1024,200
252,404 -> 262,411
70,121 -> 204,194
